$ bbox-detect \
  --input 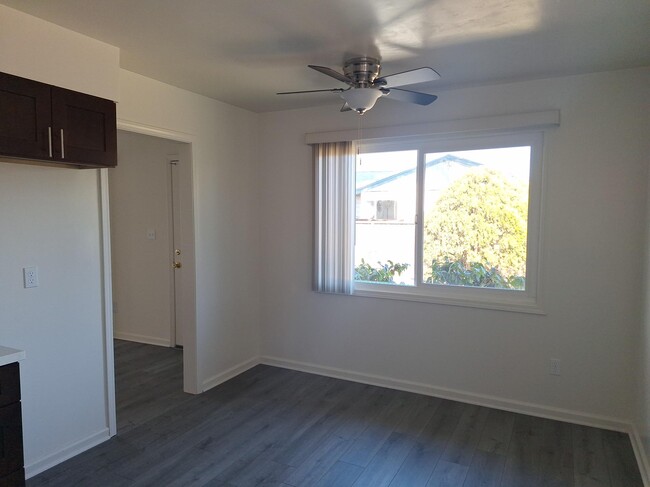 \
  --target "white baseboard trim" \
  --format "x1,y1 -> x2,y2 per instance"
114,331 -> 171,347
25,428 -> 110,479
630,426 -> 650,487
260,355 -> 631,433
202,357 -> 260,392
